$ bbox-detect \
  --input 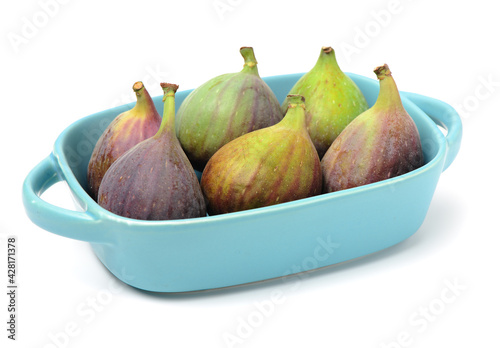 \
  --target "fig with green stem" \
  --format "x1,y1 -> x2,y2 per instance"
175,46 -> 283,171
98,83 -> 206,220
284,46 -> 368,158
87,81 -> 161,200
201,94 -> 322,215
321,64 -> 424,193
